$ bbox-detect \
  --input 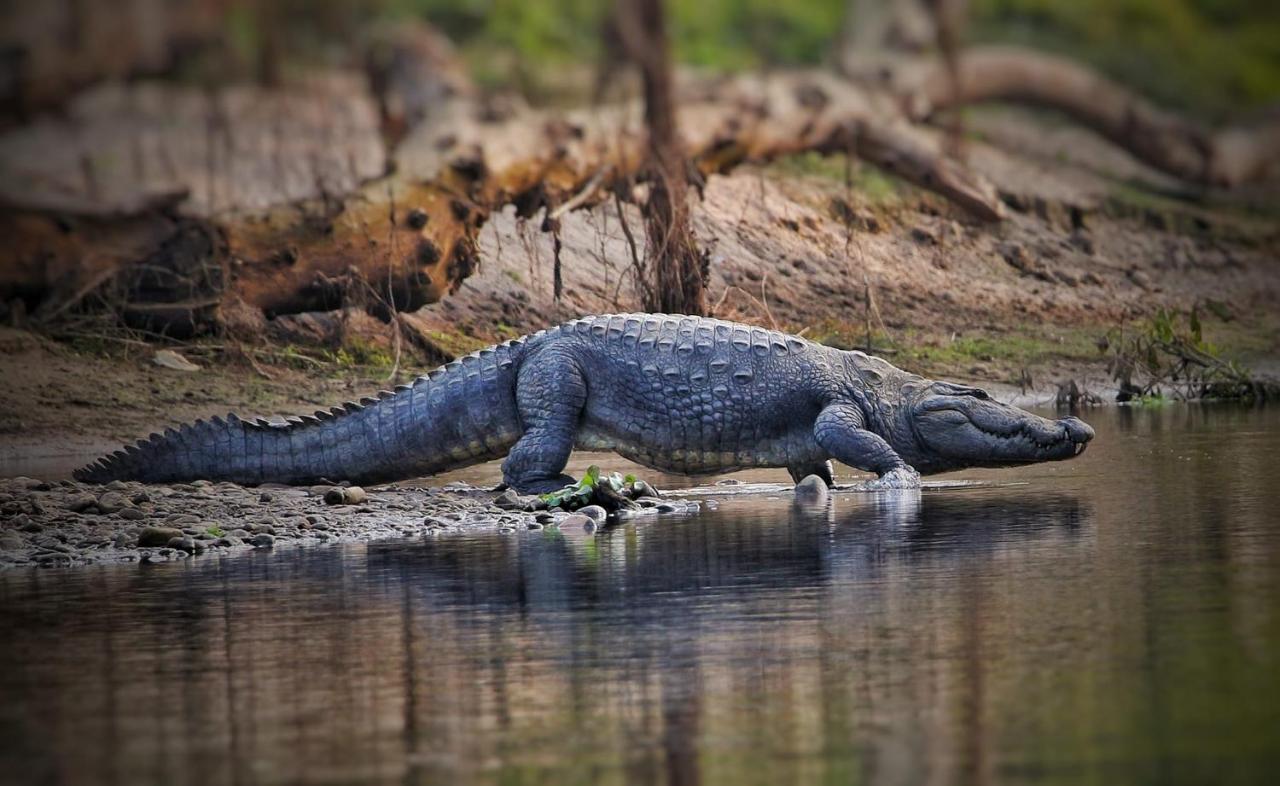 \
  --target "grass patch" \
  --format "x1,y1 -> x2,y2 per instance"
767,154 -> 906,207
